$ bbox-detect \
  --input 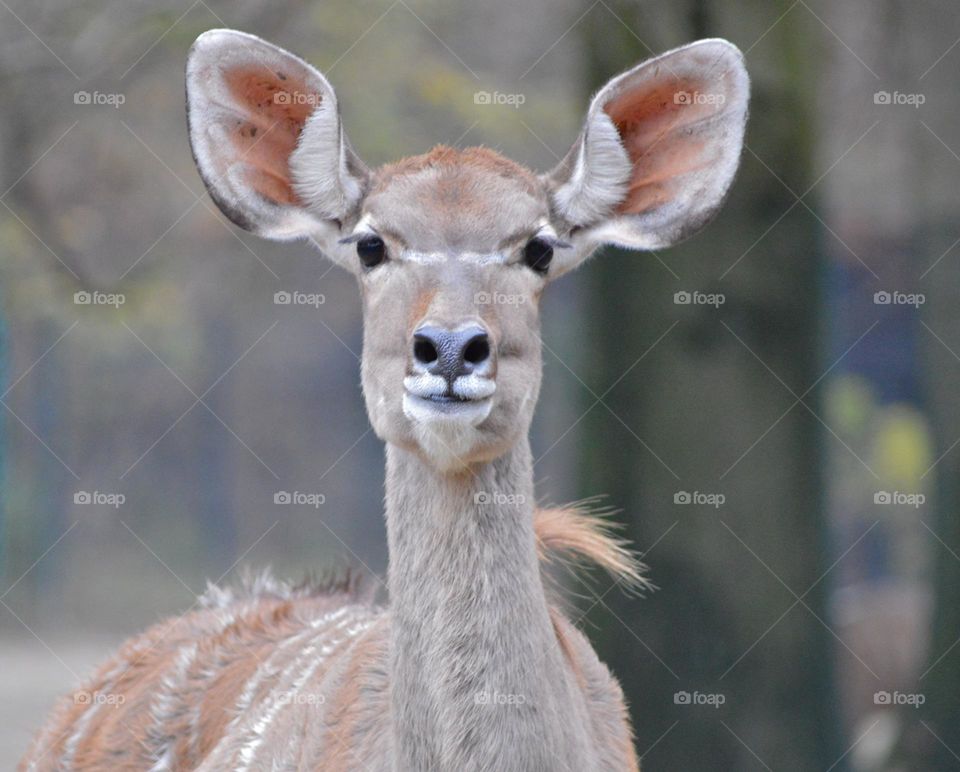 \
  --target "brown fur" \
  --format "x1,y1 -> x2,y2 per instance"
534,504 -> 648,590
374,145 -> 540,197
20,514 -> 639,770
19,579 -> 369,771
